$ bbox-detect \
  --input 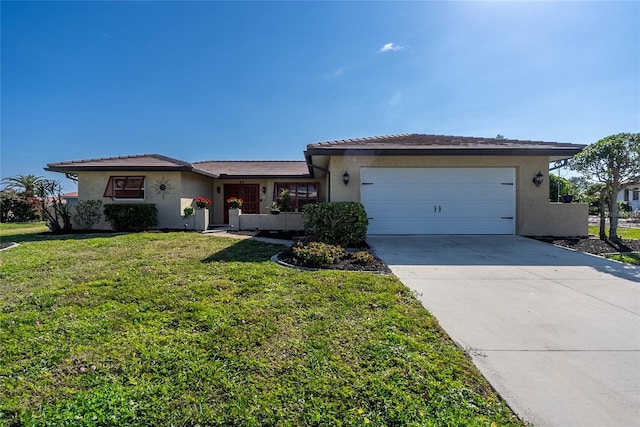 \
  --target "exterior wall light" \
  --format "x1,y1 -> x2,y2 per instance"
532,171 -> 544,187
262,186 -> 267,194
216,186 -> 221,194
342,171 -> 350,186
